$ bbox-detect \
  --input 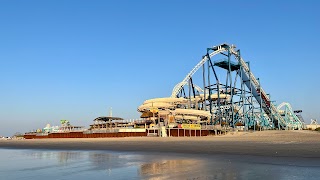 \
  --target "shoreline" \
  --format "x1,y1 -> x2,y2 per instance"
1,130 -> 320,158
